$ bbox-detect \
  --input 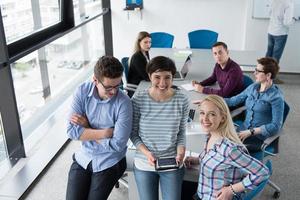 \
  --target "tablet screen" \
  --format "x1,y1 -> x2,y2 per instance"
157,157 -> 177,166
